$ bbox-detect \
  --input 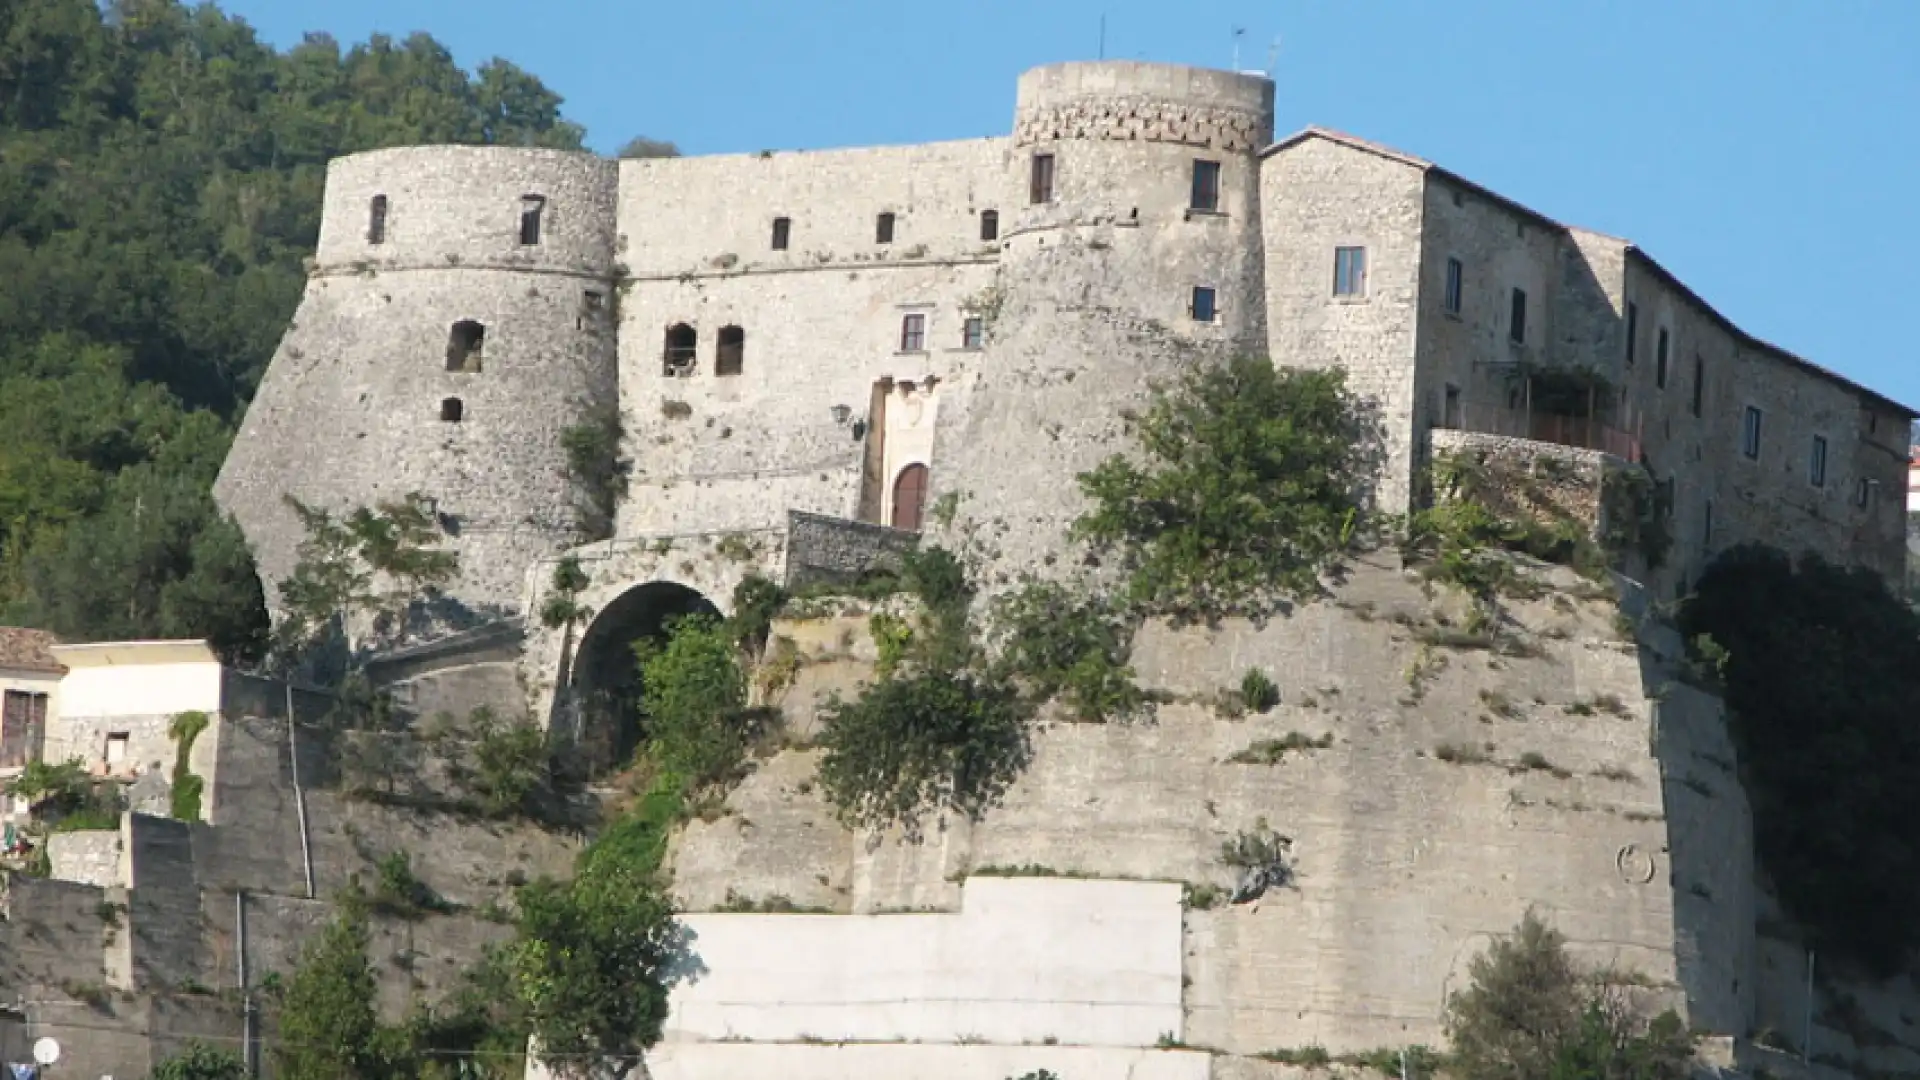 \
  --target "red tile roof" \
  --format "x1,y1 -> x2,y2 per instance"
0,627 -> 64,675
